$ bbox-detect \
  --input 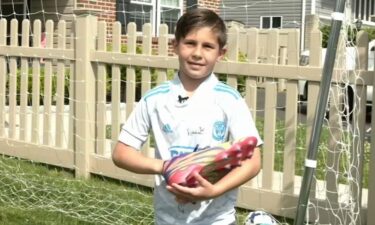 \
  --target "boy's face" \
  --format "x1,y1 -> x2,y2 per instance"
173,27 -> 226,82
